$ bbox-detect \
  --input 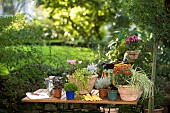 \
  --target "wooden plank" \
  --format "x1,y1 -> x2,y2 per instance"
22,89 -> 138,105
